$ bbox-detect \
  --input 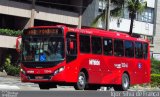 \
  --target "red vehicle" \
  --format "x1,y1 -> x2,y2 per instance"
17,25 -> 150,91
